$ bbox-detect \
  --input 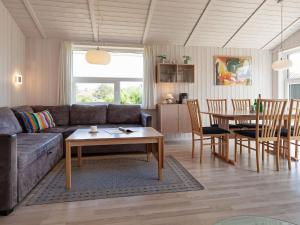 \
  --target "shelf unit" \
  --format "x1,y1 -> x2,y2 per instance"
156,64 -> 194,83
